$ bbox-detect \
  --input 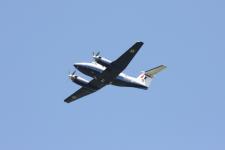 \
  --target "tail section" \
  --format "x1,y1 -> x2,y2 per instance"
137,65 -> 166,88
145,65 -> 167,78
